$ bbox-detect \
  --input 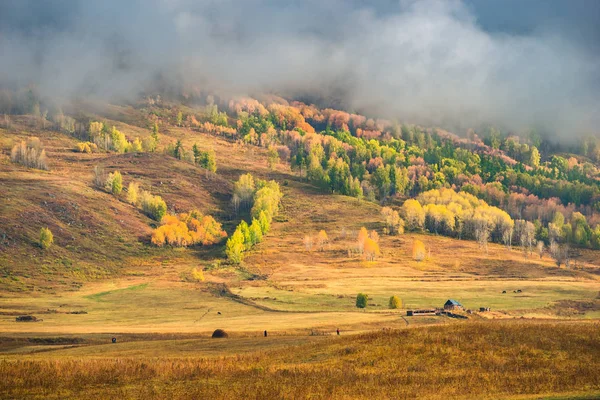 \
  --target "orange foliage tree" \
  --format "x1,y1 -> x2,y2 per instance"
412,239 -> 426,261
317,230 -> 328,251
363,237 -> 380,261
357,227 -> 369,254
151,211 -> 226,247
